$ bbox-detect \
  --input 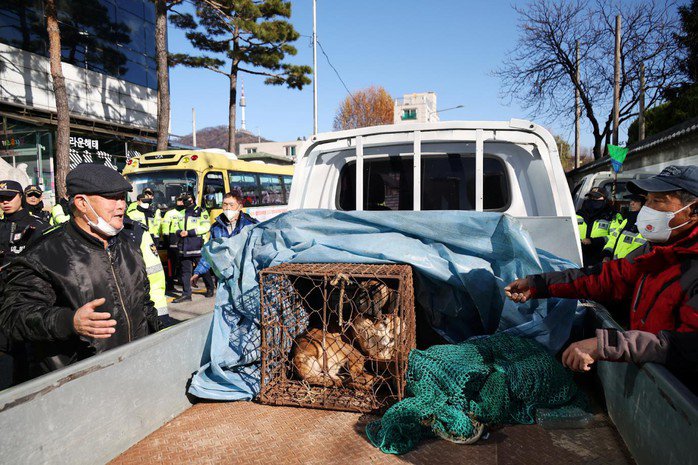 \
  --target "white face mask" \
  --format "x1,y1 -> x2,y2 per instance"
82,196 -> 123,237
223,209 -> 240,222
636,203 -> 695,243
